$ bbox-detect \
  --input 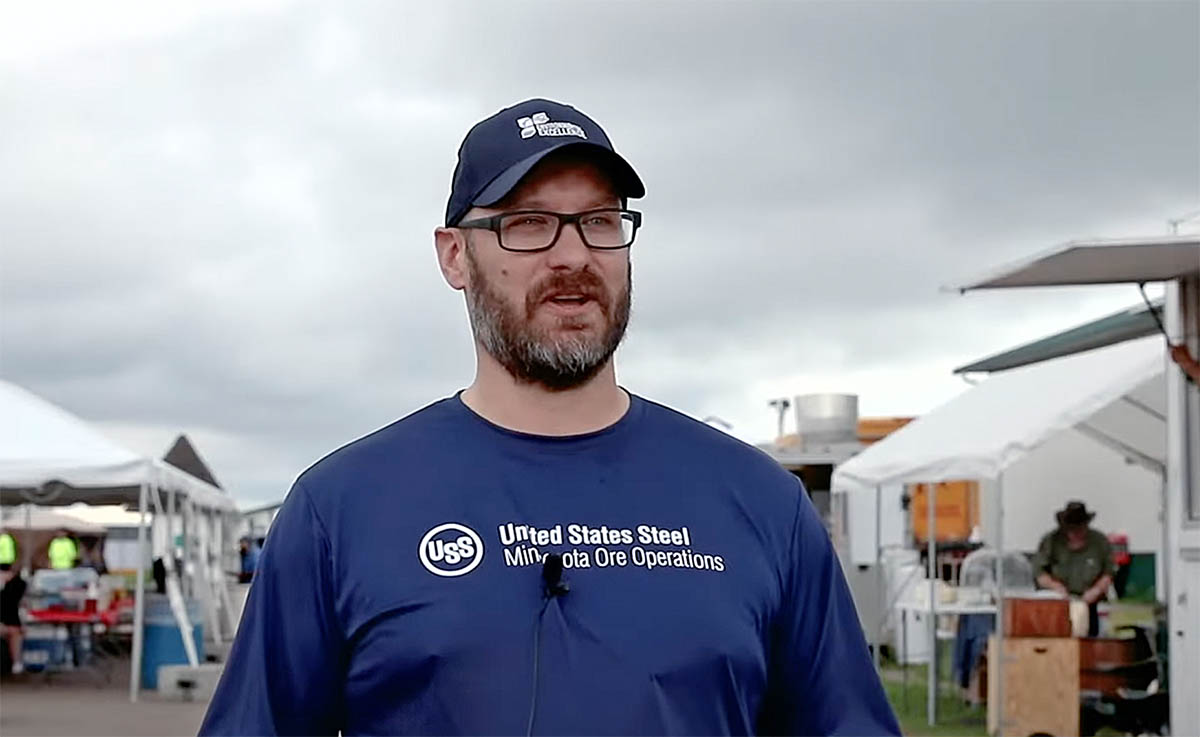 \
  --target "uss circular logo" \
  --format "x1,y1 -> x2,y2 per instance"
418,523 -> 484,577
